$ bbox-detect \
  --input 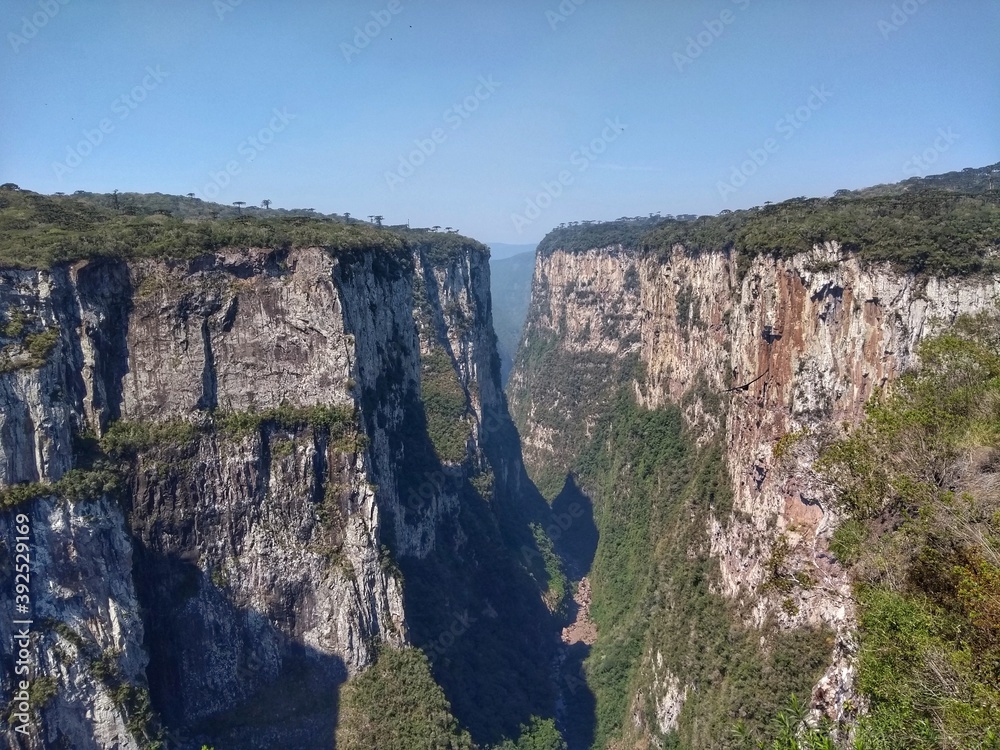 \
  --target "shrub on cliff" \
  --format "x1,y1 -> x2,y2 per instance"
820,309 -> 1000,748
335,647 -> 474,750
